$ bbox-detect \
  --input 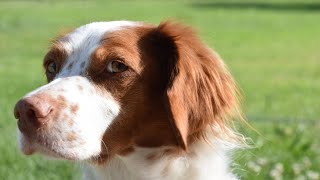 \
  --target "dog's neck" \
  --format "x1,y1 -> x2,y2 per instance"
84,138 -> 238,180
